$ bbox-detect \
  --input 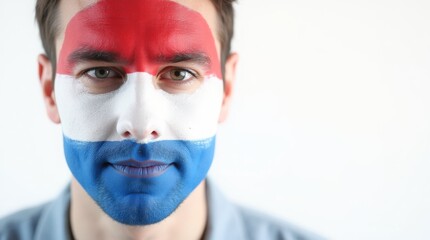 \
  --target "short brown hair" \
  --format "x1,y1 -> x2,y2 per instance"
35,0 -> 236,77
